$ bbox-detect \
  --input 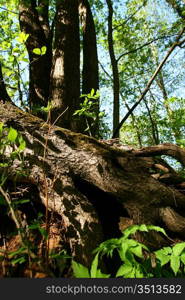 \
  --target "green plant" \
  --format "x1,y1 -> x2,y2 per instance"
73,89 -> 110,138
72,224 -> 185,278
72,254 -> 110,278
155,242 -> 185,276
